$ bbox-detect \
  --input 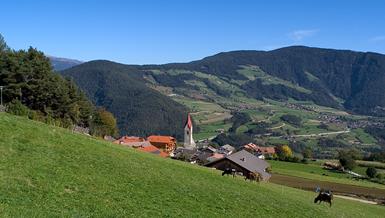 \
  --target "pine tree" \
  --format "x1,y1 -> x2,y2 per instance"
0,33 -> 9,52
